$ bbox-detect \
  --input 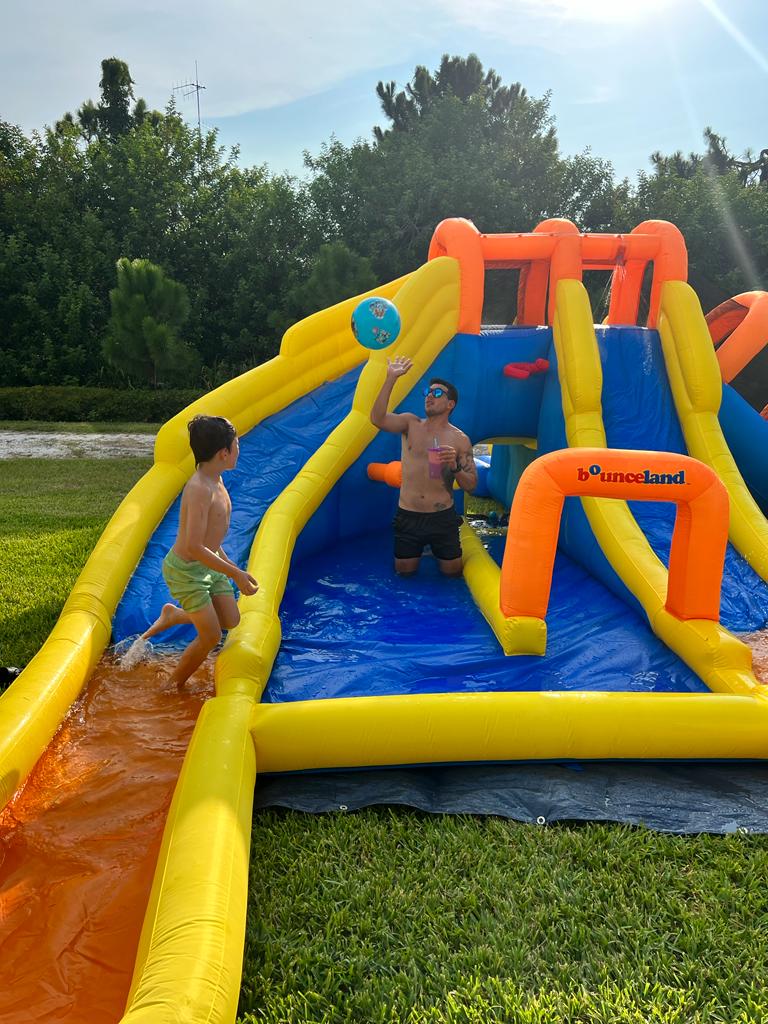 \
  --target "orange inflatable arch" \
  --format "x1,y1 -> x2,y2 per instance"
428,218 -> 688,332
500,448 -> 729,623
